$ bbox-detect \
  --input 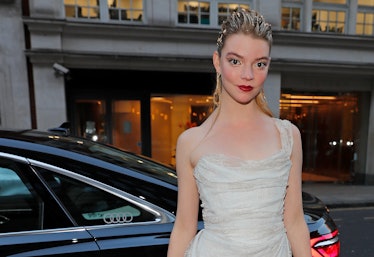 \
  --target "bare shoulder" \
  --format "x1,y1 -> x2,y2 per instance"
178,111 -> 216,147
176,125 -> 206,152
174,125 -> 206,174
176,115 -> 215,167
289,121 -> 301,137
